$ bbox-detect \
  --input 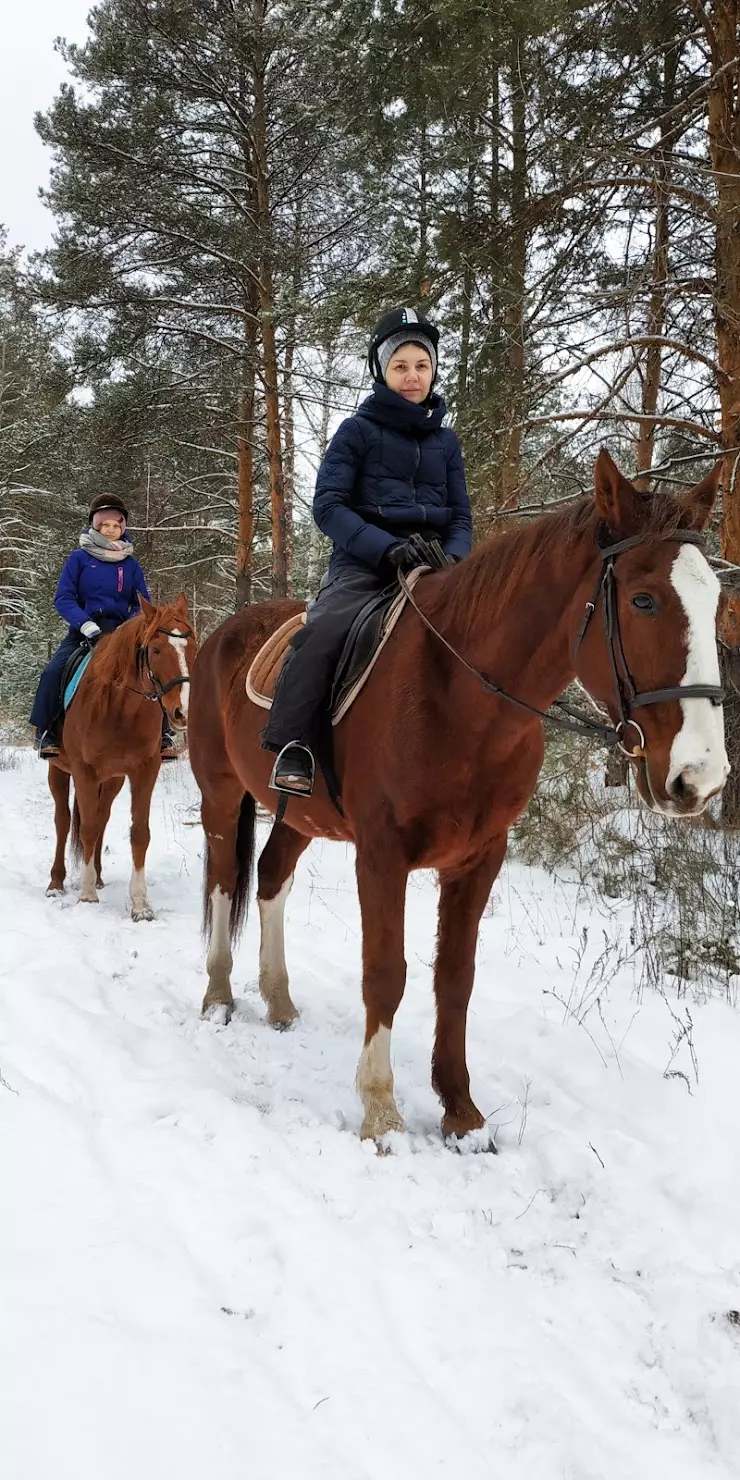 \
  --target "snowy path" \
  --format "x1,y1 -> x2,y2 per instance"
3,751 -> 740,1479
